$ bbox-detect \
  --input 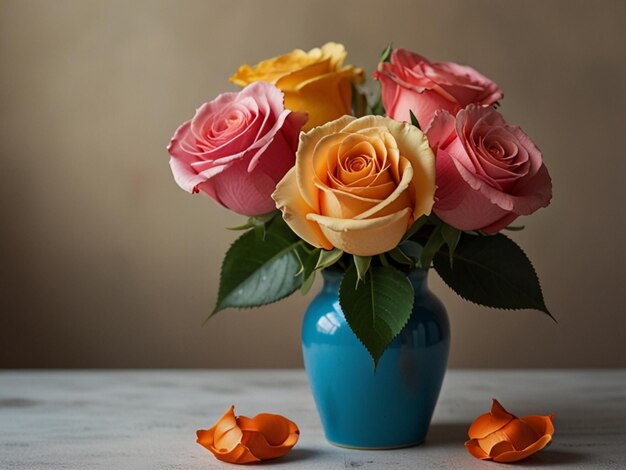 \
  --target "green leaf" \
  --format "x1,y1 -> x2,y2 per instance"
315,248 -> 344,270
399,240 -> 423,261
226,219 -> 256,231
440,224 -> 461,267
420,226 -> 445,269
211,217 -> 303,315
379,43 -> 393,63
253,223 -> 266,242
339,266 -> 414,368
295,245 -> 319,295
294,245 -> 319,278
227,212 -> 277,231
377,253 -> 391,267
409,110 -> 422,131
433,233 -> 554,319
402,215 -> 428,241
370,90 -> 385,116
353,255 -> 372,283
300,271 -> 316,295
388,247 -> 415,266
